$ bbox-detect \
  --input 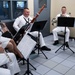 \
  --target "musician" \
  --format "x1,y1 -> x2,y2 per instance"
13,8 -> 51,51
0,23 -> 23,59
0,44 -> 20,75
52,6 -> 70,46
